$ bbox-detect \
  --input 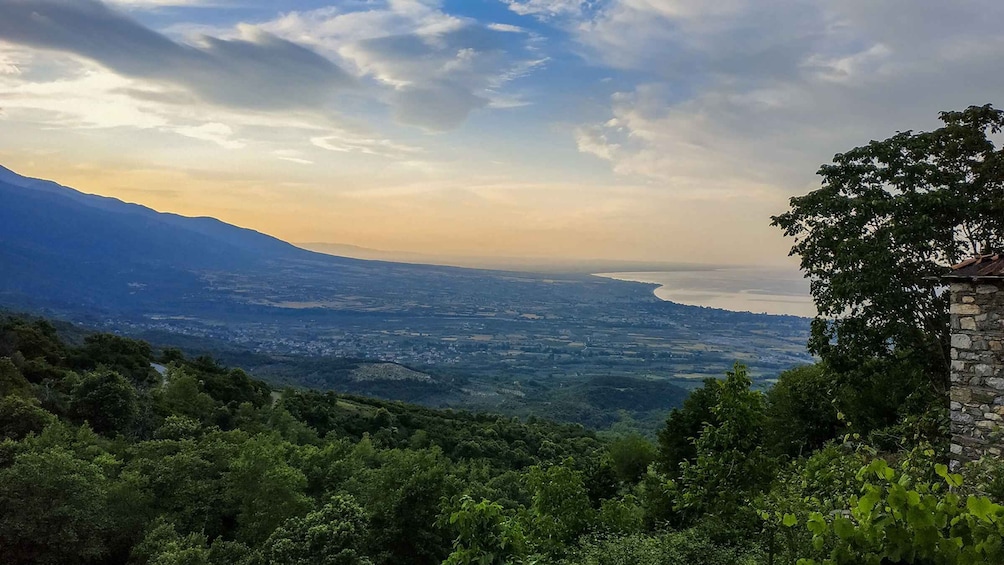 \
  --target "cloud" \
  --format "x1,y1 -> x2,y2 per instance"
256,2 -> 549,130
575,0 -> 820,82
174,122 -> 244,149
0,52 -> 21,75
273,149 -> 313,165
502,0 -> 585,18
0,0 -> 352,112
106,0 -> 213,6
0,65 -> 173,129
392,83 -> 488,130
560,0 -> 1004,198
0,0 -> 549,137
0,55 -> 341,155
487,23 -> 526,33
574,125 -> 618,161
310,131 -> 422,158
